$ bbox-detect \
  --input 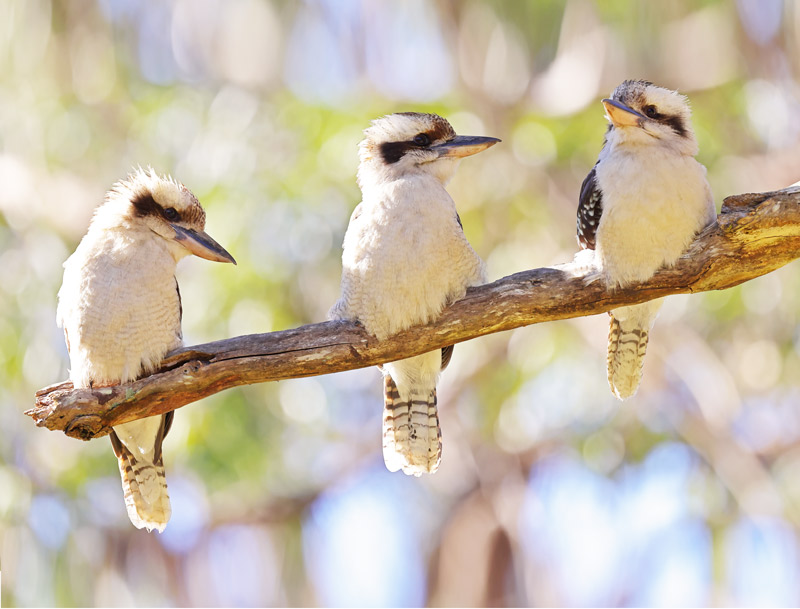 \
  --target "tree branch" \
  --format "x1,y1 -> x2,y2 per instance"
27,185 -> 800,440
